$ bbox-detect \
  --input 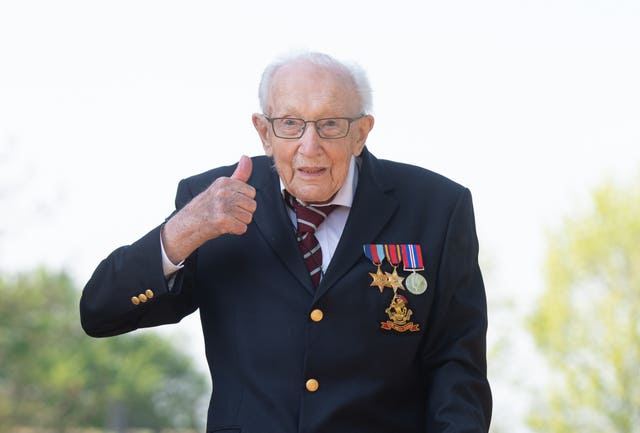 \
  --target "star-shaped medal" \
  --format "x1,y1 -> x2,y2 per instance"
385,267 -> 405,292
369,266 -> 390,293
